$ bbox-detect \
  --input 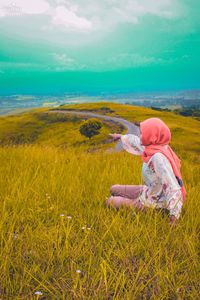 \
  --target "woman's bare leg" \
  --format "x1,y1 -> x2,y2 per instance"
110,184 -> 145,199
105,195 -> 143,210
